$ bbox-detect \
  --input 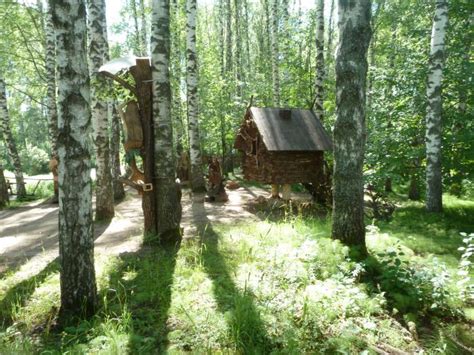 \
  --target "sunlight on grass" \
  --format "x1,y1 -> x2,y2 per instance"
0,194 -> 473,353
